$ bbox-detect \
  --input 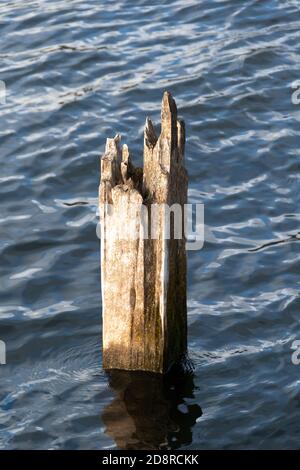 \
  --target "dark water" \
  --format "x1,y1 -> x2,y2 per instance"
1,0 -> 300,450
